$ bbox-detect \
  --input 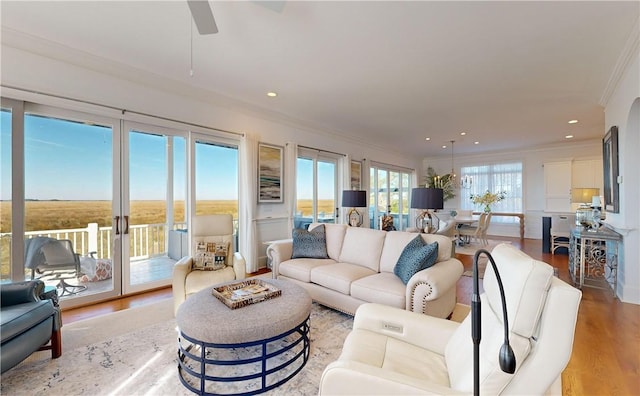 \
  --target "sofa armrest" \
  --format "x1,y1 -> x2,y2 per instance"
172,256 -> 193,315
320,360 -> 467,395
352,303 -> 459,355
266,240 -> 293,277
406,257 -> 464,316
232,252 -> 246,280
0,280 -> 44,306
